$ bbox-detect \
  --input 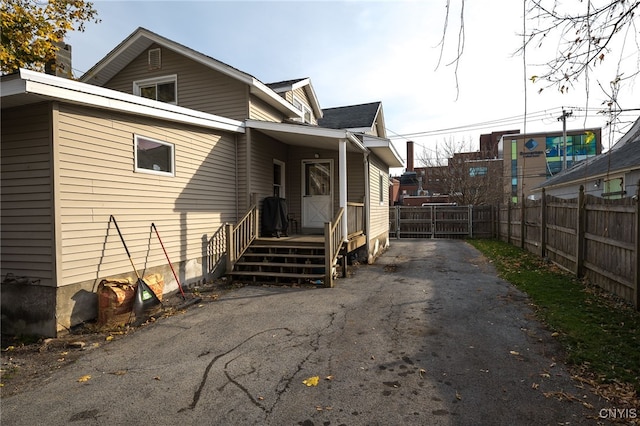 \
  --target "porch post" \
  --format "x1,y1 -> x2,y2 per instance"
339,139 -> 348,242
